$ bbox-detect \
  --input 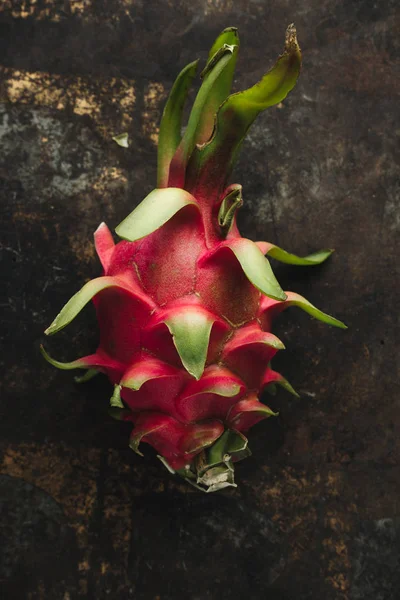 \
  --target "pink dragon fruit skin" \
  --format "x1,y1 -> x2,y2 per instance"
42,25 -> 346,492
